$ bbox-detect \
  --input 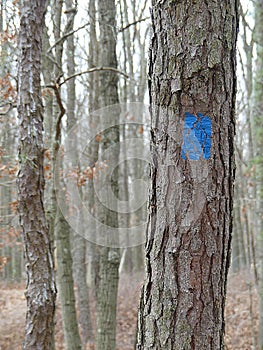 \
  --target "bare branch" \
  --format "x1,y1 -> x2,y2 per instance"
0,102 -> 15,115
239,3 -> 254,33
44,83 -> 66,142
53,85 -> 66,142
58,66 -> 130,86
47,22 -> 89,54
118,17 -> 150,32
